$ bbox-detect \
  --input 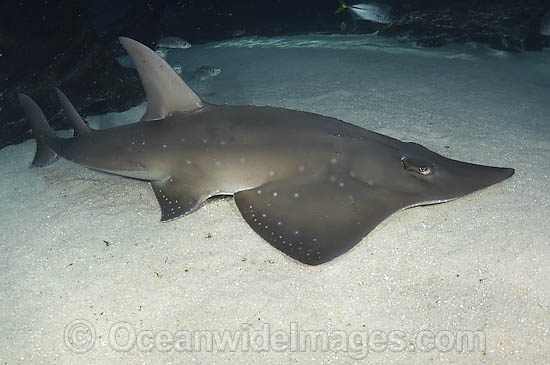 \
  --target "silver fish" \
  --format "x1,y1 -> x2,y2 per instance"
157,36 -> 191,49
336,0 -> 392,24
172,62 -> 183,75
194,66 -> 222,81
155,47 -> 169,59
